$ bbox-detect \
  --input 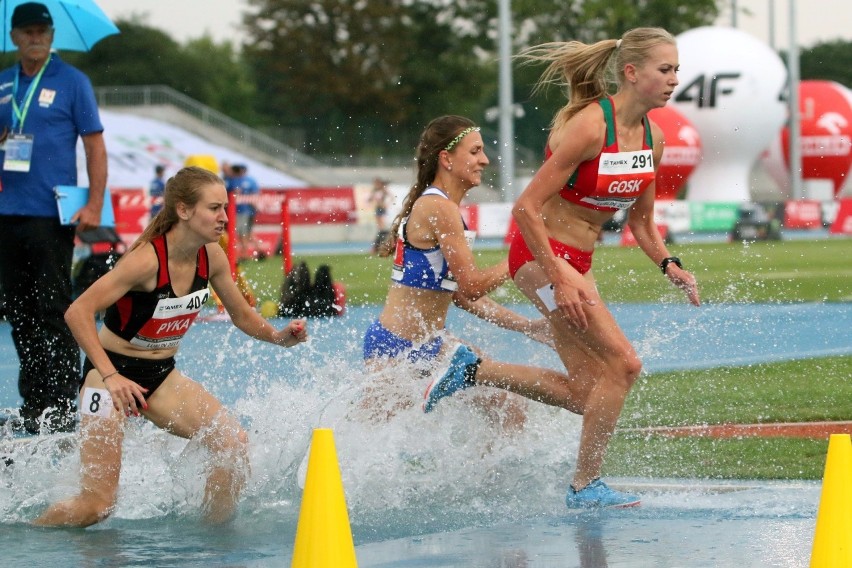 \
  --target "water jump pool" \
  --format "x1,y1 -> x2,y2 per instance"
1,302 -> 849,566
